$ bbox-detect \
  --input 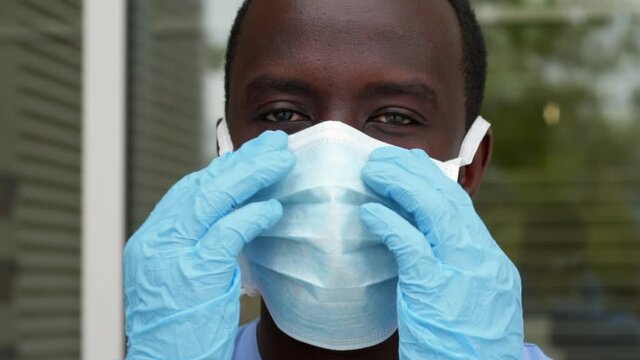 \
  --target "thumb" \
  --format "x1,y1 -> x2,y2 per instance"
196,199 -> 283,261
360,203 -> 437,274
